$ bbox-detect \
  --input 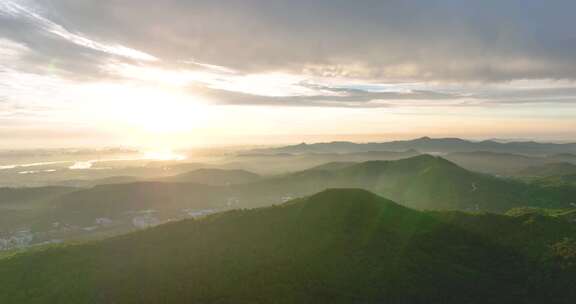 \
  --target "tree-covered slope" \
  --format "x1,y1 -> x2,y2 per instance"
0,189 -> 574,303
